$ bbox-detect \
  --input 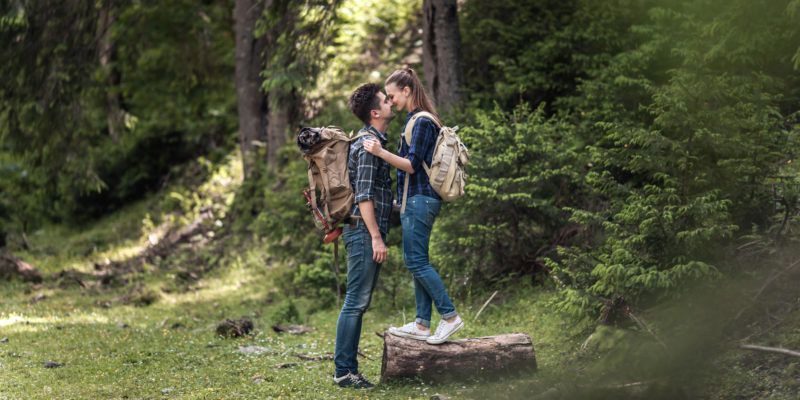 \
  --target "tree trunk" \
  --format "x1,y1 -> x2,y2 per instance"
97,5 -> 124,143
235,0 -> 269,180
381,332 -> 537,382
262,1 -> 299,172
267,98 -> 290,171
422,0 -> 464,114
